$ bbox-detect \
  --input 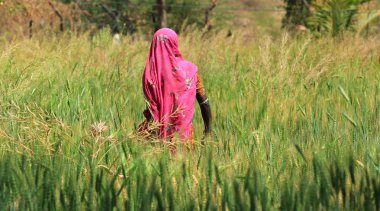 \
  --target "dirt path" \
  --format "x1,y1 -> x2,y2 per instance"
220,0 -> 285,37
